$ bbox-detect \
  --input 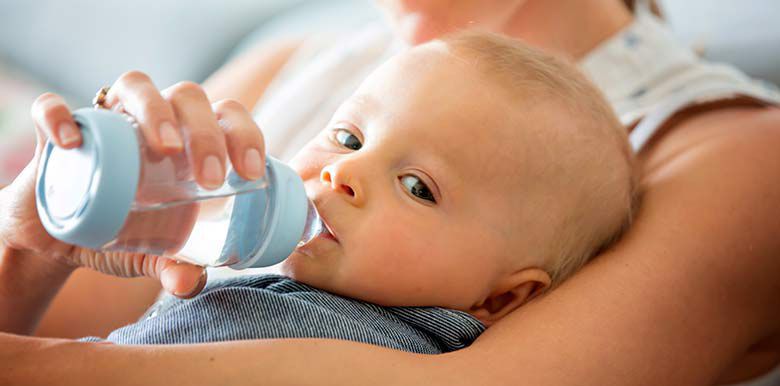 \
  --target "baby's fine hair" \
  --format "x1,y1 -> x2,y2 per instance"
440,31 -> 639,289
